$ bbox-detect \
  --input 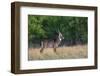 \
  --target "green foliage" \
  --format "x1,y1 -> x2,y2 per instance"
28,15 -> 88,44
